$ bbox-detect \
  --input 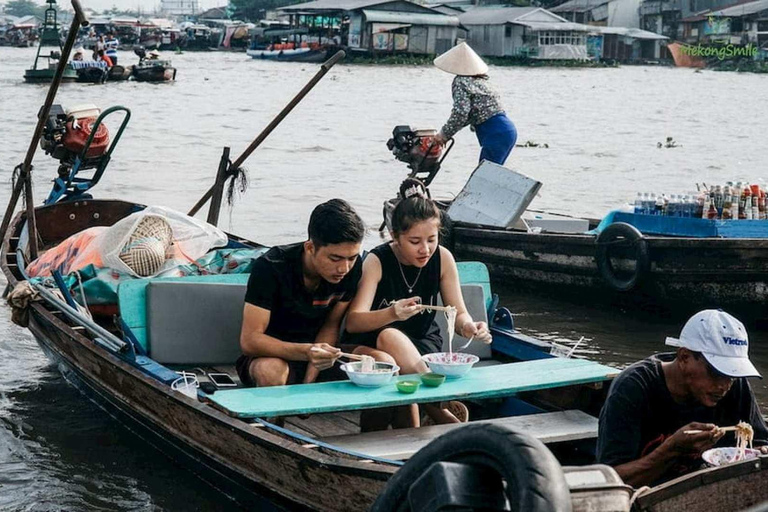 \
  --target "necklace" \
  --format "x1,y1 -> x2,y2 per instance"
397,259 -> 422,294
